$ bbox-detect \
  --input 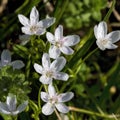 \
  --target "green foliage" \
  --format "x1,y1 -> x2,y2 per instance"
0,0 -> 120,120
62,0 -> 107,30
0,66 -> 31,102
